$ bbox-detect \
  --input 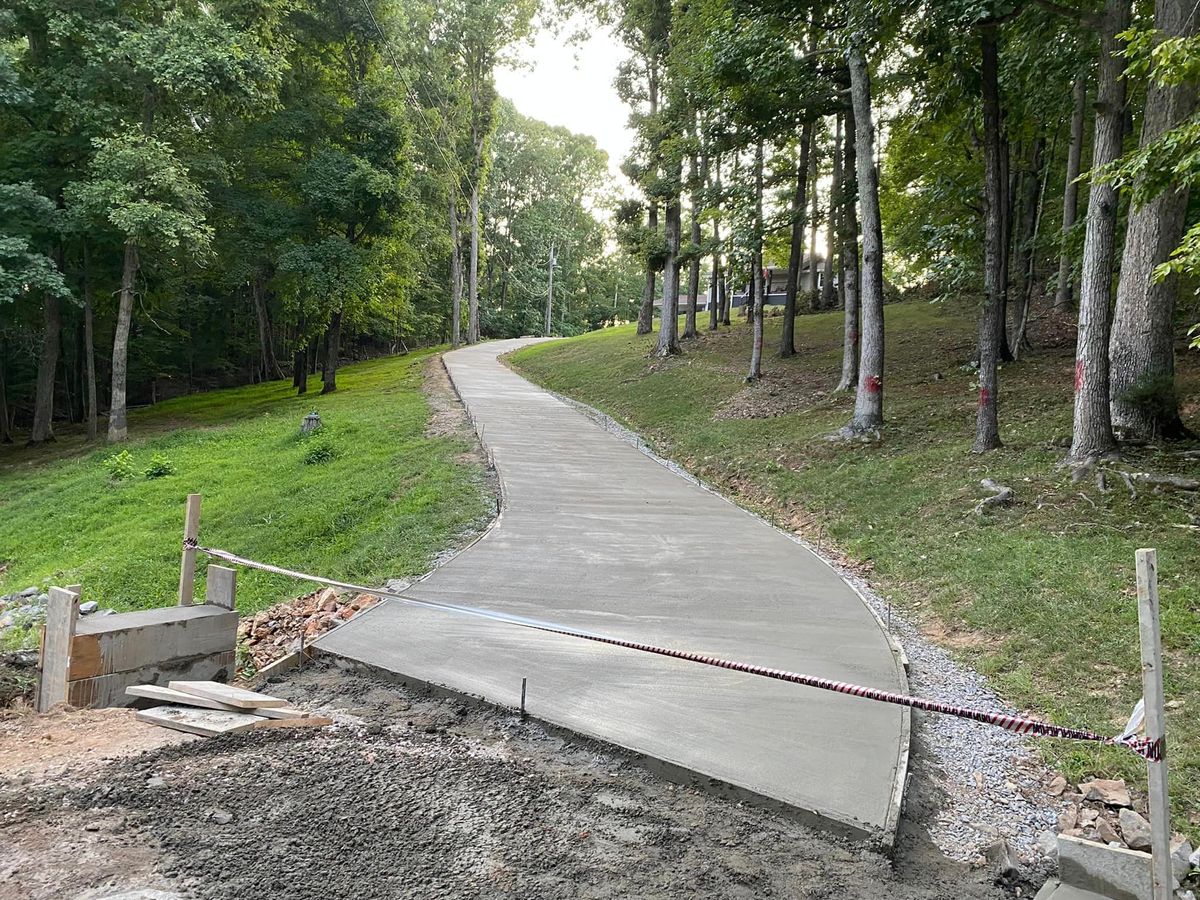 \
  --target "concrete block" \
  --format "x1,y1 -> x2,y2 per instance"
1057,834 -> 1152,900
69,605 -> 237,680
68,651 -> 235,708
